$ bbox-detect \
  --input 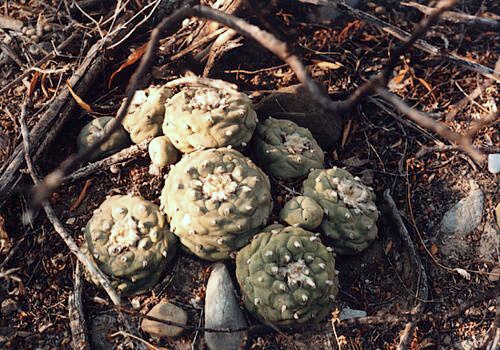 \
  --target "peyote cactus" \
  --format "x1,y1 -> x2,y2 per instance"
148,136 -> 179,175
77,117 -> 129,161
279,196 -> 324,230
84,195 -> 177,296
302,167 -> 379,255
121,86 -> 173,144
236,224 -> 339,326
162,81 -> 257,153
251,118 -> 324,179
160,148 -> 272,261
